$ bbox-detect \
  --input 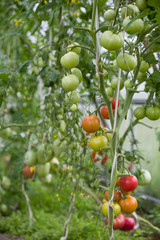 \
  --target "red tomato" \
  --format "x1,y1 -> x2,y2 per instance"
93,158 -> 99,162
119,196 -> 138,214
91,151 -> 97,159
82,115 -> 100,133
119,175 -> 138,192
105,190 -> 121,202
101,156 -> 108,165
111,97 -> 120,109
101,106 -> 115,119
105,213 -> 125,229
23,165 -> 35,179
121,217 -> 135,231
